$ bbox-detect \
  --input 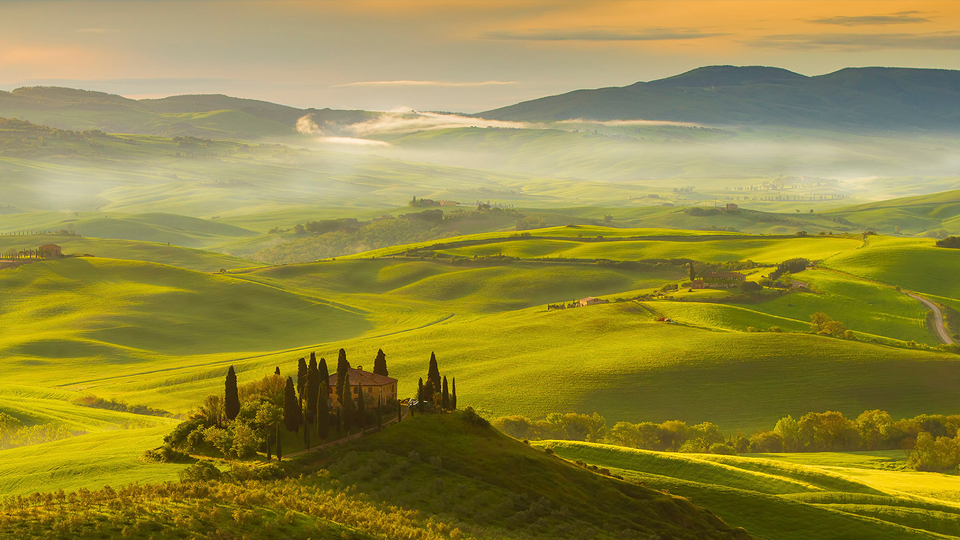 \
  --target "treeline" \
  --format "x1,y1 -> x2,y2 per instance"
74,395 -> 173,418
254,208 -> 522,264
936,236 -> 960,249
0,412 -> 74,451
494,409 -> 960,471
158,349 -> 457,462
